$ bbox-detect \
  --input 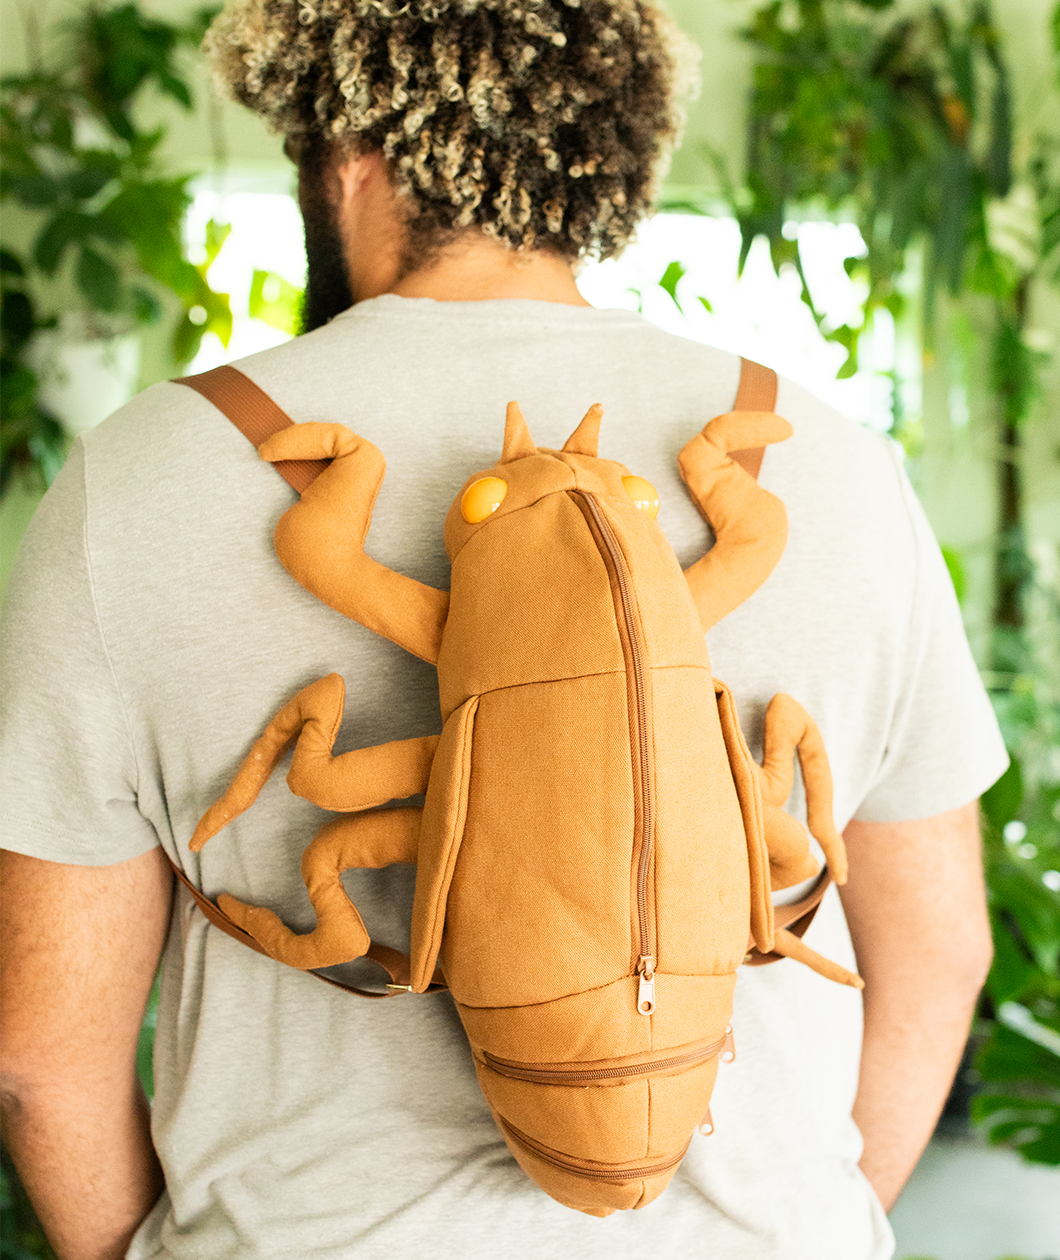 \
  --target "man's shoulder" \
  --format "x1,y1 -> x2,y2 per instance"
83,302 -> 897,514
770,371 -> 904,500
